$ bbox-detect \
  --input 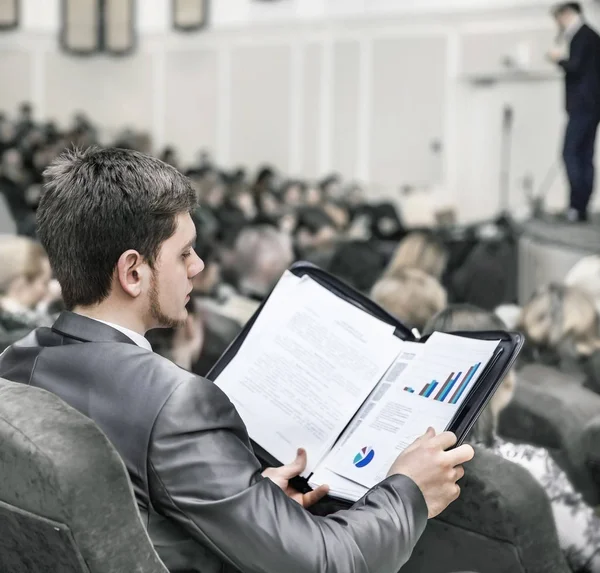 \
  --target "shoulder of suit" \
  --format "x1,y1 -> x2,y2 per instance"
52,340 -> 212,400
121,344 -> 230,402
581,23 -> 599,38
97,342 -> 239,425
